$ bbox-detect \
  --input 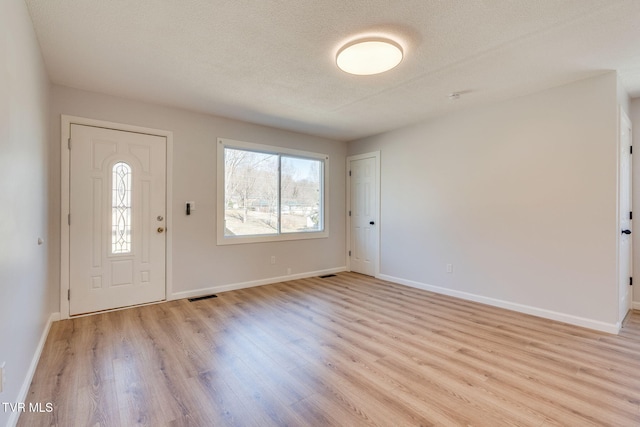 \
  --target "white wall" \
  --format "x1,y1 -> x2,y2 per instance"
618,75 -> 631,116
0,1 -> 52,426
50,85 -> 347,308
631,97 -> 640,307
348,73 -> 620,331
